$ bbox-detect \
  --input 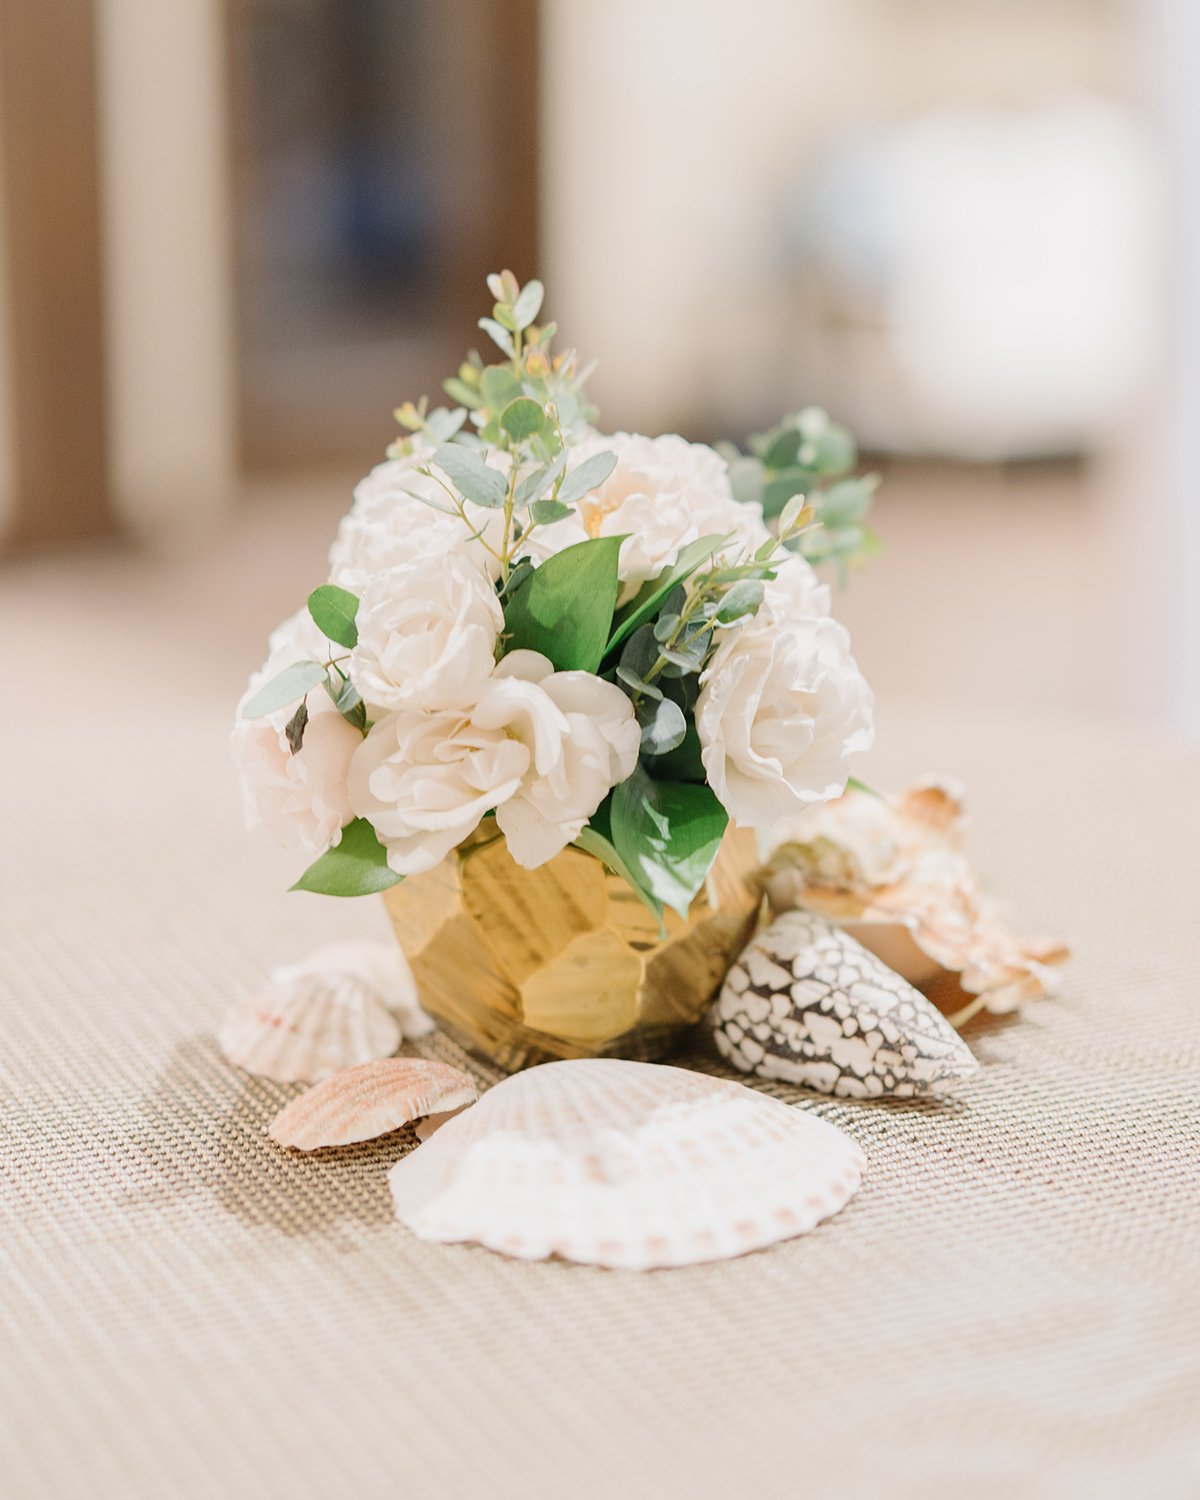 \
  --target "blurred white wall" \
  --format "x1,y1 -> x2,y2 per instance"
96,0 -> 237,539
